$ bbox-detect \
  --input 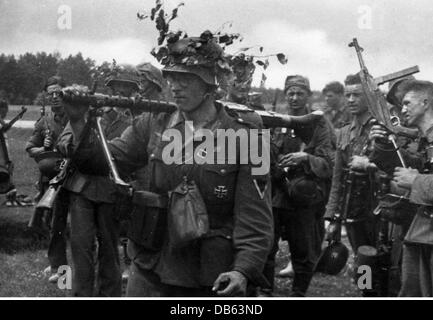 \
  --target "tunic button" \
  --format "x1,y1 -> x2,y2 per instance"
220,169 -> 226,174
150,153 -> 155,158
